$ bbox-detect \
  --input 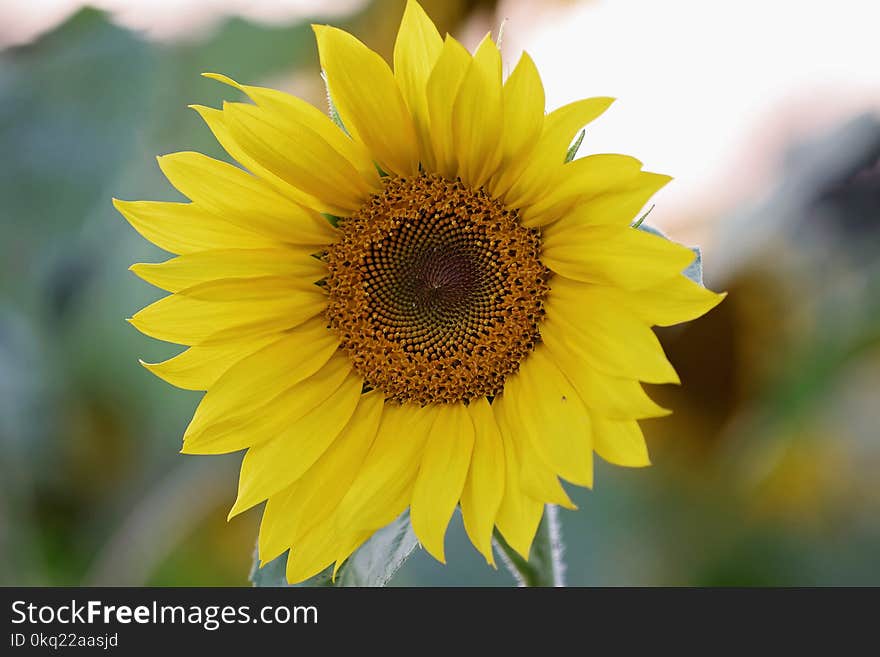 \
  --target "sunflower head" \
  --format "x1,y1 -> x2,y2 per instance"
116,0 -> 724,583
